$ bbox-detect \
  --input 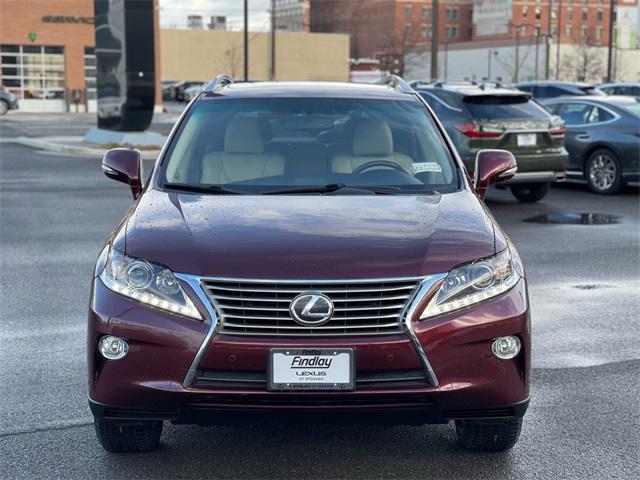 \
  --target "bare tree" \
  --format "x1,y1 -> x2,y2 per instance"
493,42 -> 534,83
559,29 -> 605,82
220,41 -> 242,78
